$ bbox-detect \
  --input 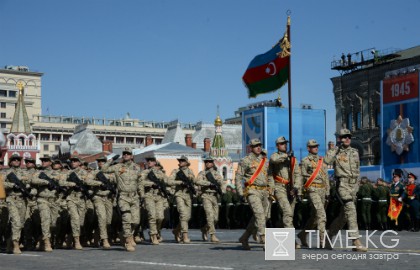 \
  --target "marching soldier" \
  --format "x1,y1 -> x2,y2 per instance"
168,155 -> 196,244
195,156 -> 225,243
101,148 -> 142,252
404,172 -> 420,232
324,128 -> 367,252
65,155 -> 102,250
3,154 -> 29,254
388,169 -> 405,229
372,178 -> 390,230
0,159 -> 8,248
92,155 -> 115,249
139,156 -> 168,245
235,139 -> 273,250
268,136 -> 301,248
358,177 -> 374,230
298,139 -> 330,248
